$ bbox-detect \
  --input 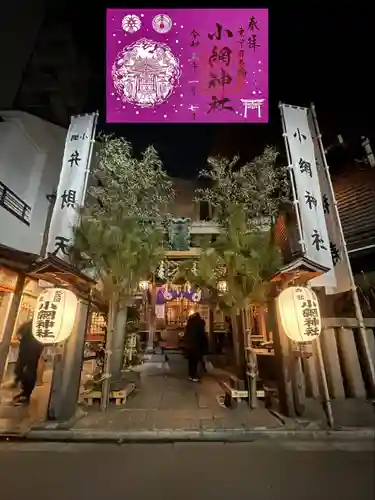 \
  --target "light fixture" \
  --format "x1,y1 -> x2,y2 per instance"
32,288 -> 78,344
277,286 -> 322,342
139,280 -> 149,291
